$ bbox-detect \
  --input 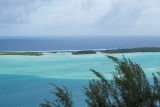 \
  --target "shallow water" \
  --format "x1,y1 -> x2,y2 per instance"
0,52 -> 160,107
